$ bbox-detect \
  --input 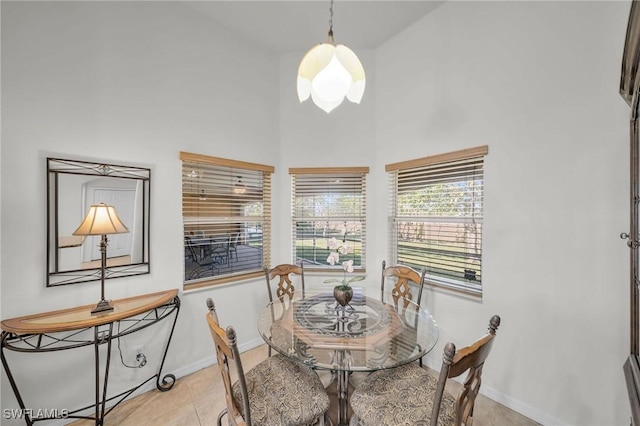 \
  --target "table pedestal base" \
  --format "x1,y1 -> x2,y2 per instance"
325,372 -> 355,426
